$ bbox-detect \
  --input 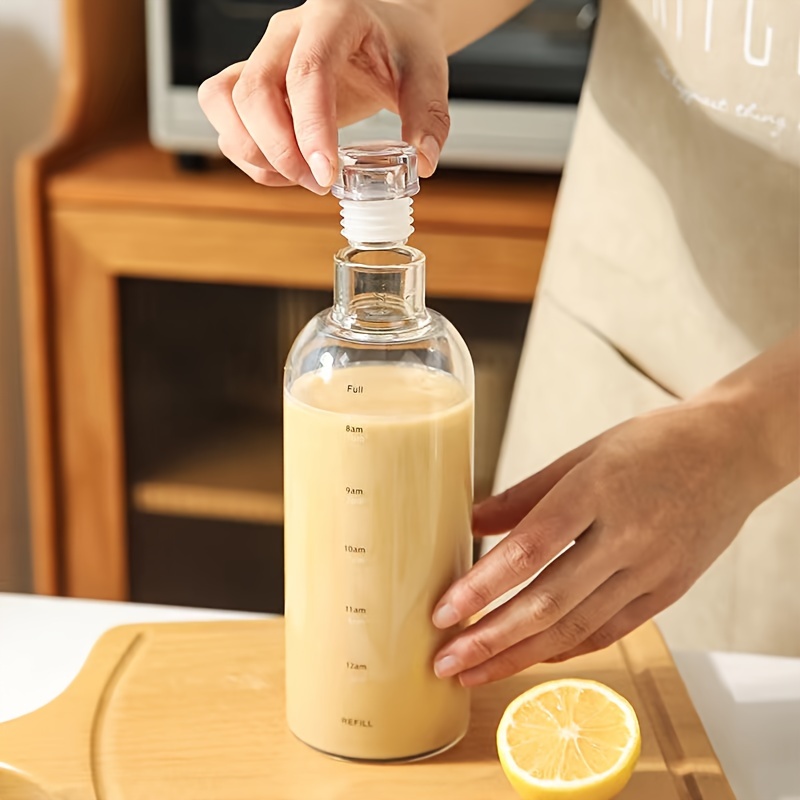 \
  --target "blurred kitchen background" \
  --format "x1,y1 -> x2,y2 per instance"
0,0 -> 62,594
0,0 -> 594,609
